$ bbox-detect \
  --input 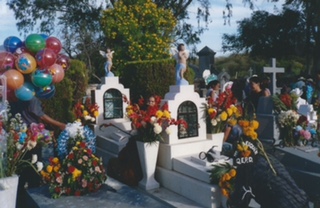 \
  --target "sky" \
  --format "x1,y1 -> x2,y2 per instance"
0,0 -> 285,57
